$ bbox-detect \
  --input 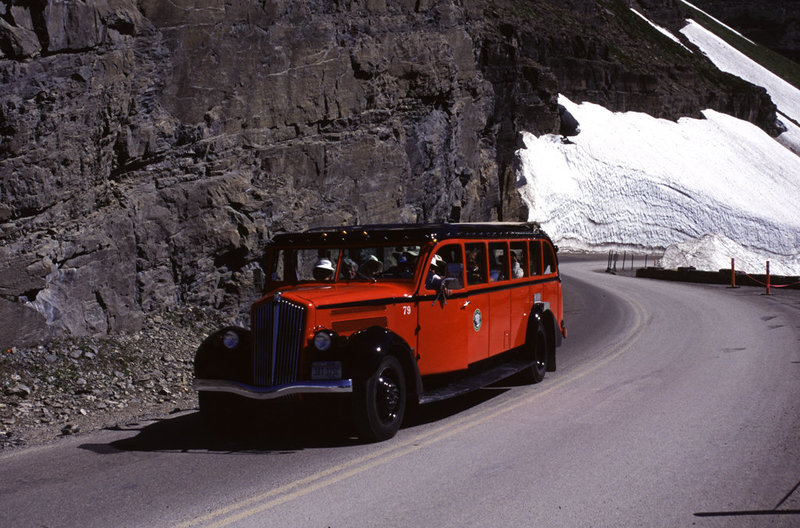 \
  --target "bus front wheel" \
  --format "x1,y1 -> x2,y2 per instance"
352,355 -> 406,442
